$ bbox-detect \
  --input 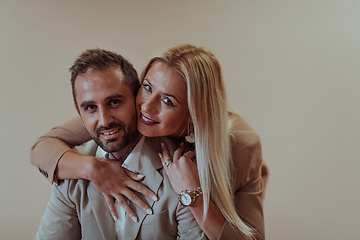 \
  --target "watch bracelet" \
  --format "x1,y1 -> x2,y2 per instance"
190,187 -> 203,198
